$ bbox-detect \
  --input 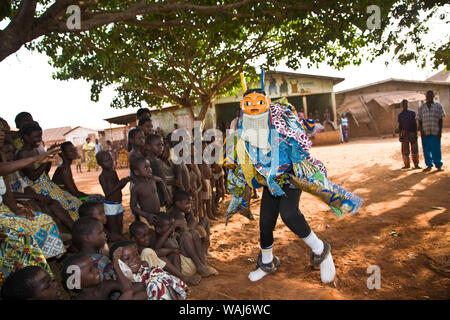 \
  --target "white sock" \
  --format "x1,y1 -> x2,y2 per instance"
320,252 -> 336,284
248,268 -> 268,281
302,231 -> 324,255
261,245 -> 273,264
